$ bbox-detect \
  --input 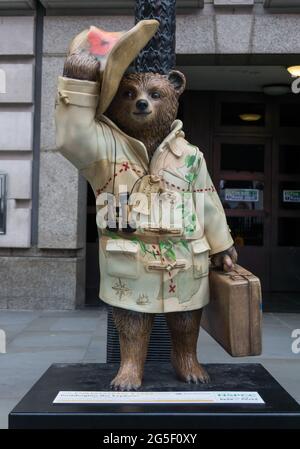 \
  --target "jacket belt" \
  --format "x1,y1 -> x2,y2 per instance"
146,227 -> 183,236
147,260 -> 187,272
104,230 -> 204,244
